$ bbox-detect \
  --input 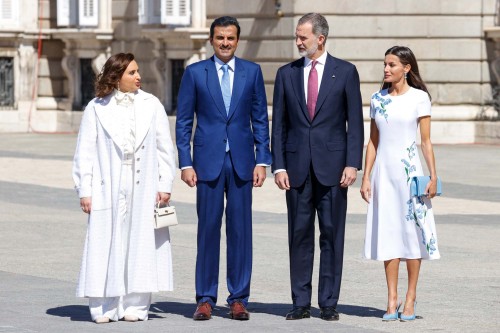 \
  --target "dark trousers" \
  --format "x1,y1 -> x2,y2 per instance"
195,153 -> 253,307
286,167 -> 347,308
